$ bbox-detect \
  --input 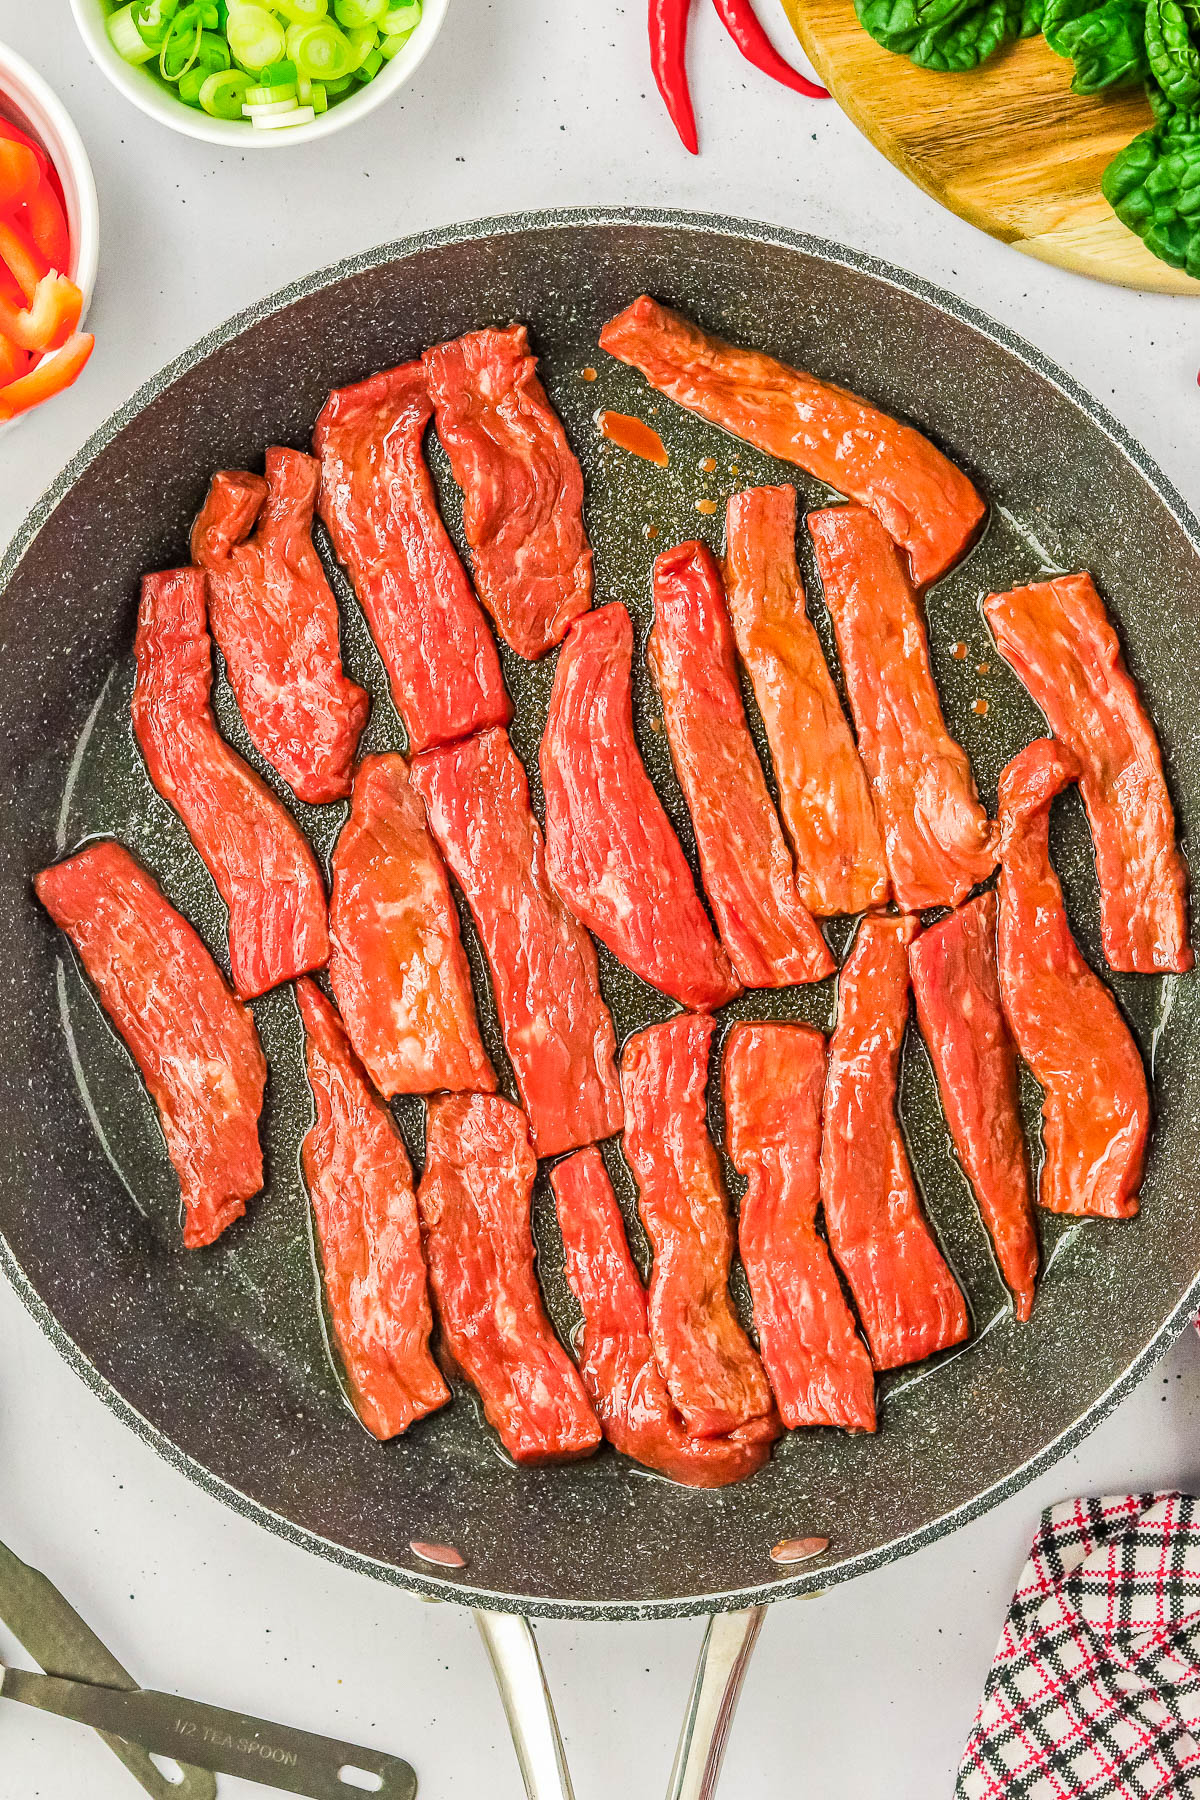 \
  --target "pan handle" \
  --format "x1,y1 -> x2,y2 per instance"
665,1606 -> 766,1800
473,1604 -> 765,1800
473,1611 -> 574,1800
